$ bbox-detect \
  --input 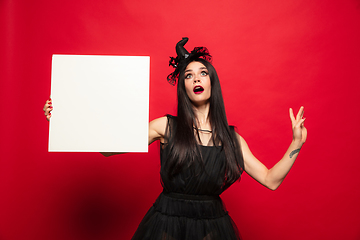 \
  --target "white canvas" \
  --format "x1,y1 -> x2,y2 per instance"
49,54 -> 149,152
